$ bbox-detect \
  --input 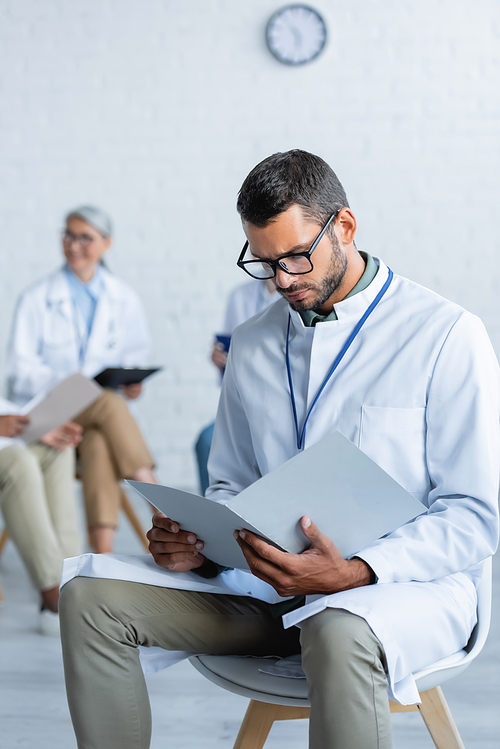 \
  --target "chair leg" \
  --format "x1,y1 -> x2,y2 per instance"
119,487 -> 150,551
231,690 -> 465,749
0,528 -> 9,556
417,686 -> 465,749
233,701 -> 309,749
389,699 -> 418,713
